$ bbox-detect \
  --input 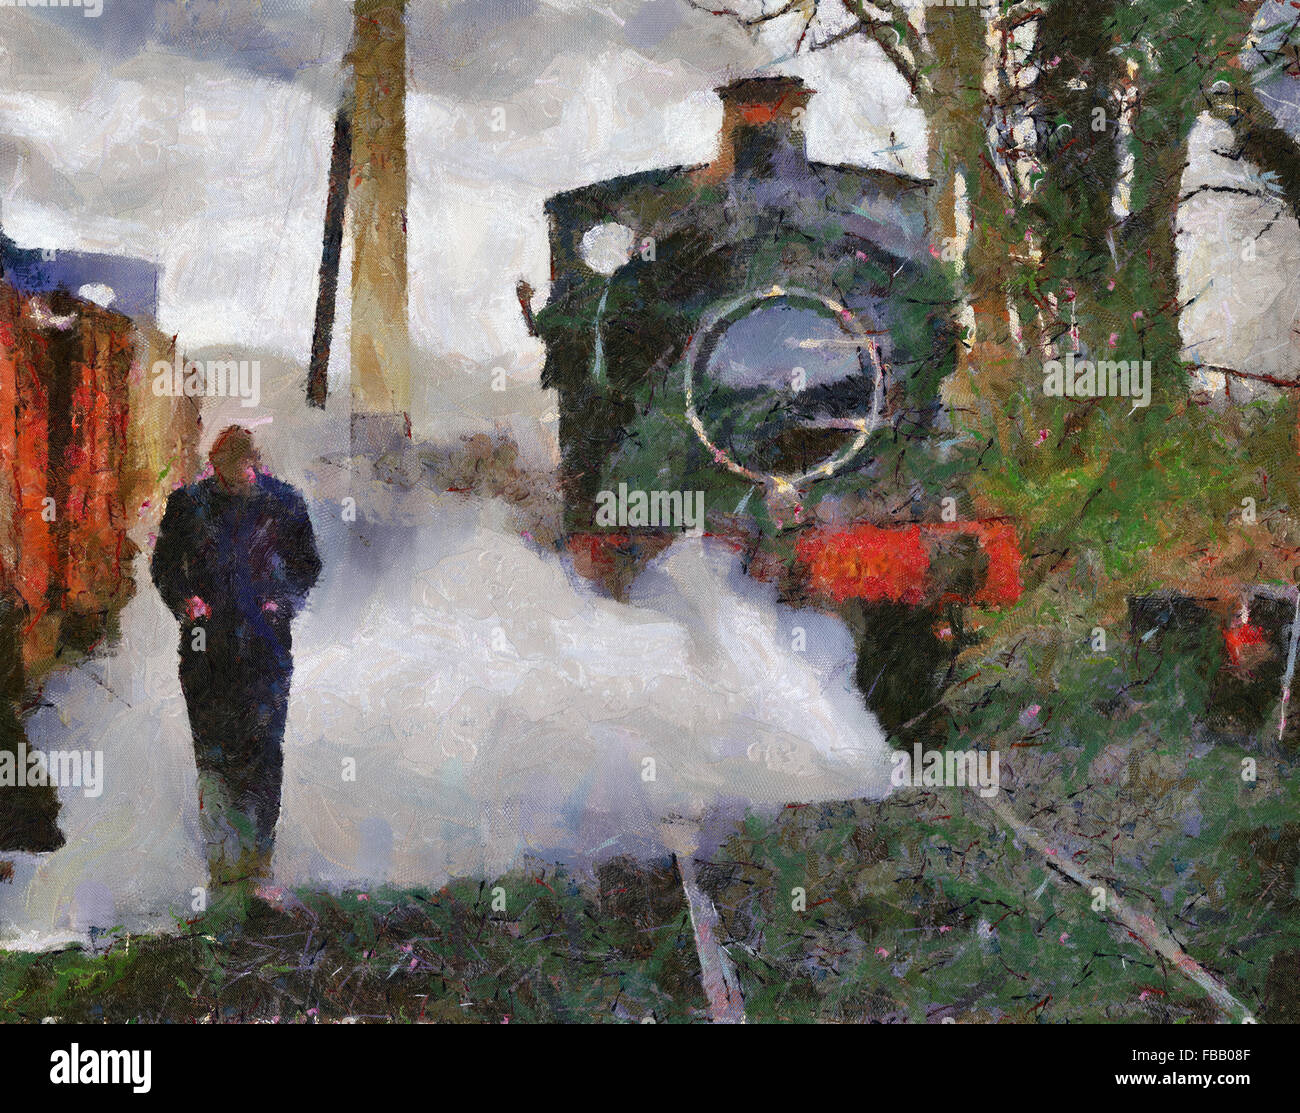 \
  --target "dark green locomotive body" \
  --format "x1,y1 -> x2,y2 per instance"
537,77 -> 960,543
